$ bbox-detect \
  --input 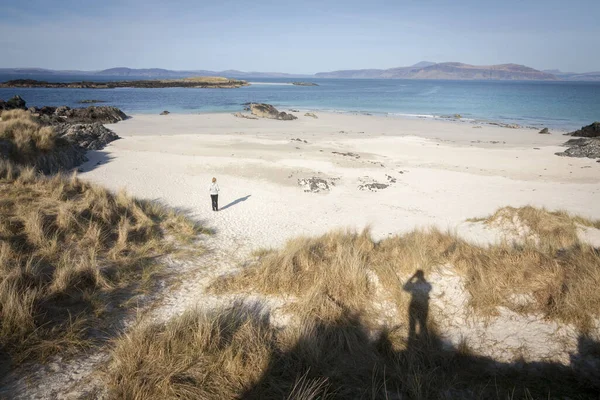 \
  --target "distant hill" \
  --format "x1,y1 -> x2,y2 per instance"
316,62 -> 558,80
1,64 -> 599,81
543,69 -> 600,81
0,67 -> 310,79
